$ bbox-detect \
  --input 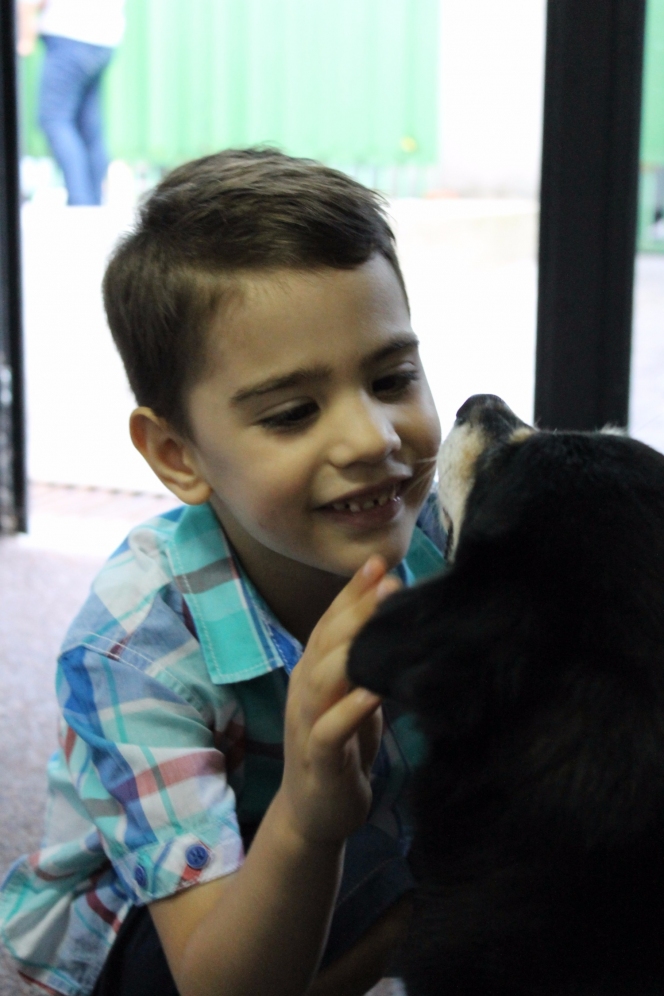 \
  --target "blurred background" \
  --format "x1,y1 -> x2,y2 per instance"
16,0 -> 545,559
9,0 -> 664,547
